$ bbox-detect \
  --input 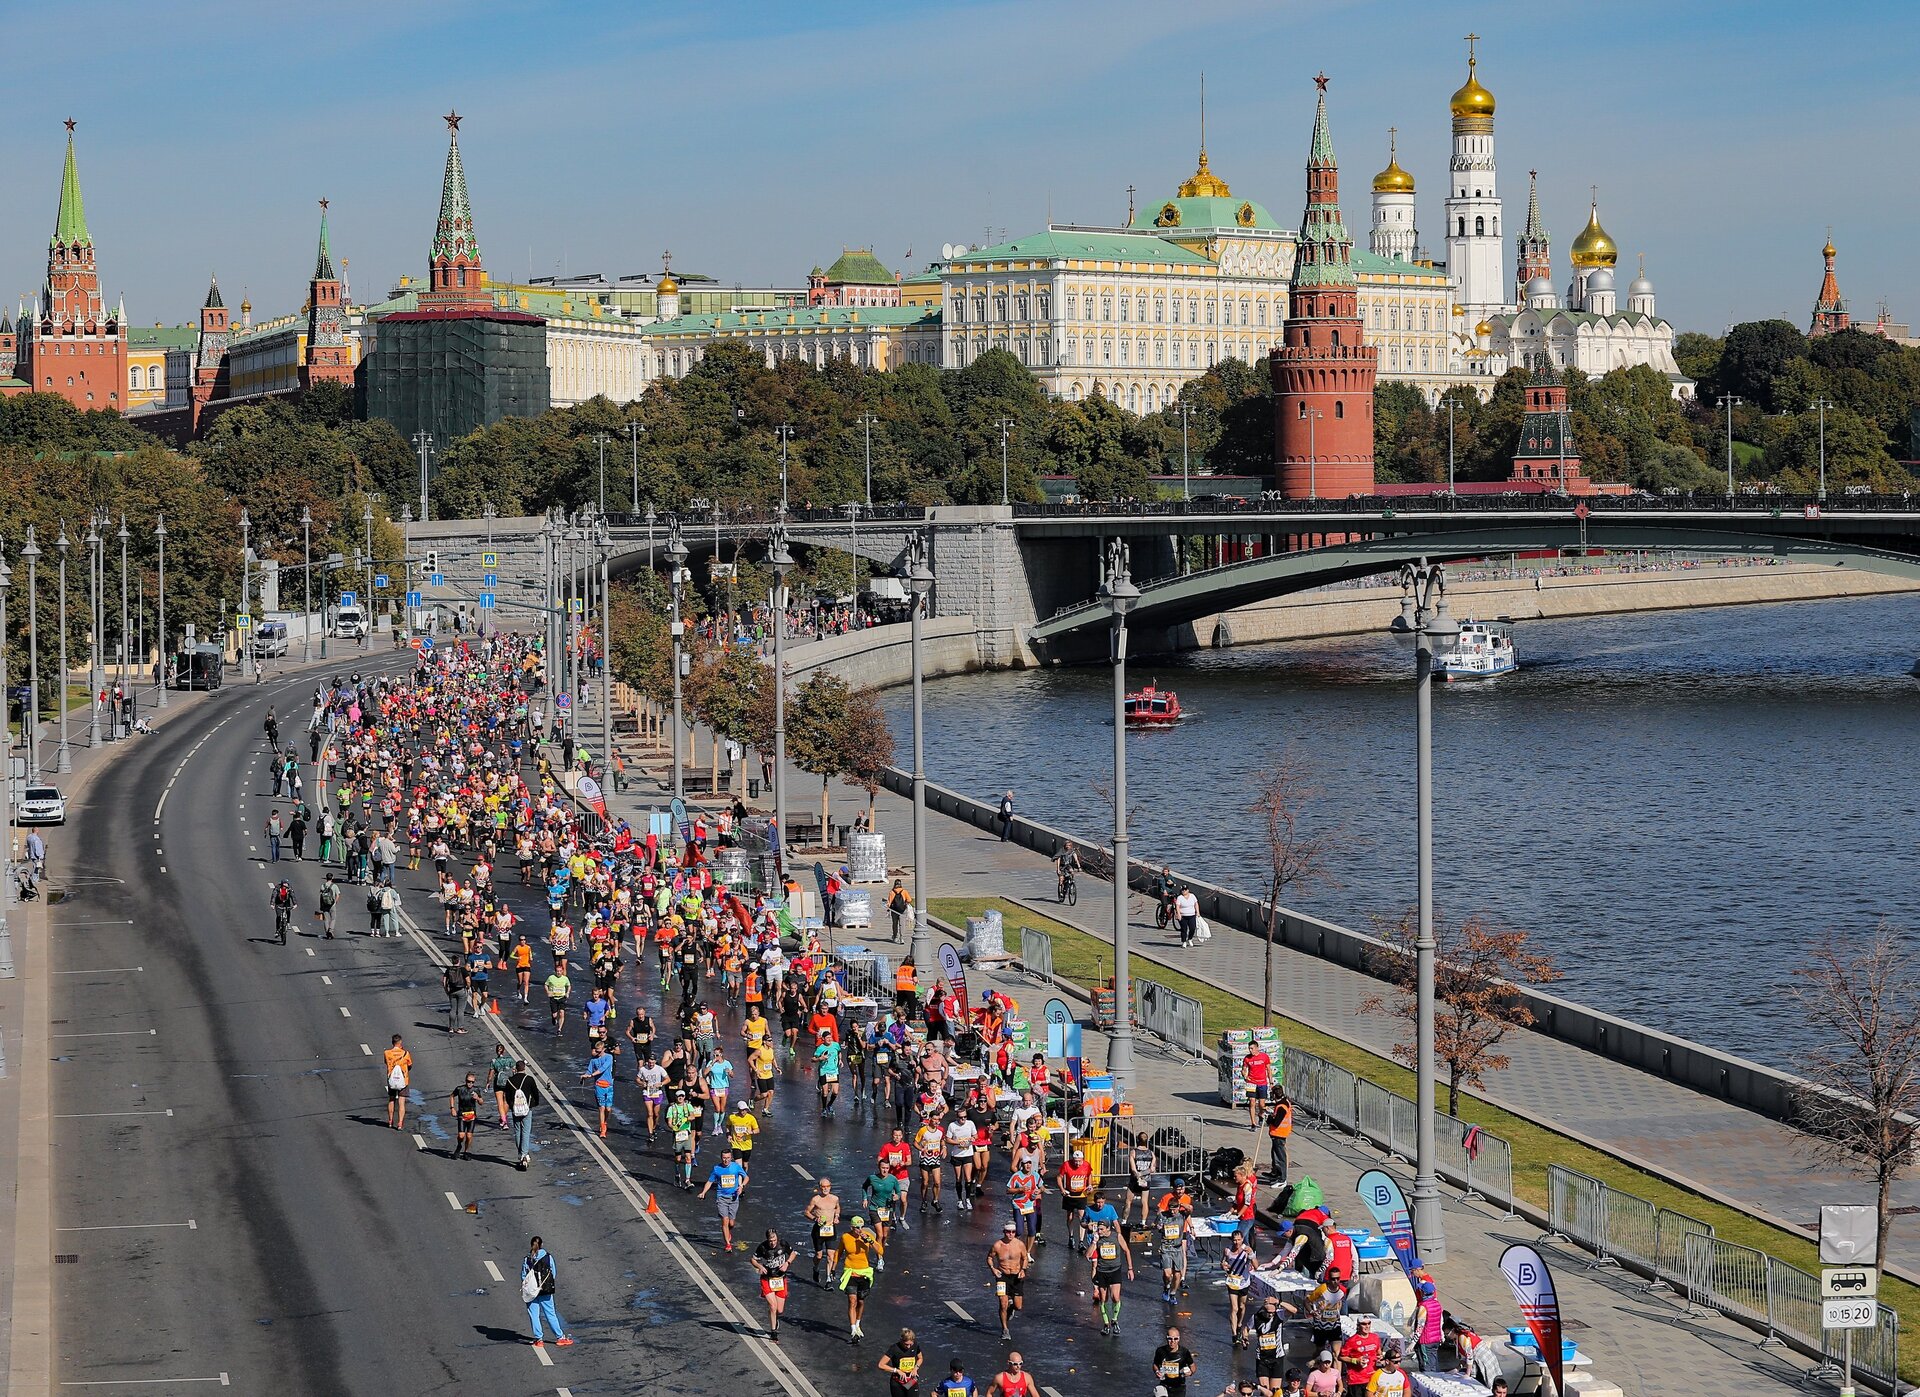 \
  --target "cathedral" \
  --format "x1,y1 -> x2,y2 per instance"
1368,38 -> 1693,398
